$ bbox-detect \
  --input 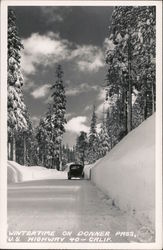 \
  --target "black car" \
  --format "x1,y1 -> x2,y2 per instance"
67,163 -> 84,179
